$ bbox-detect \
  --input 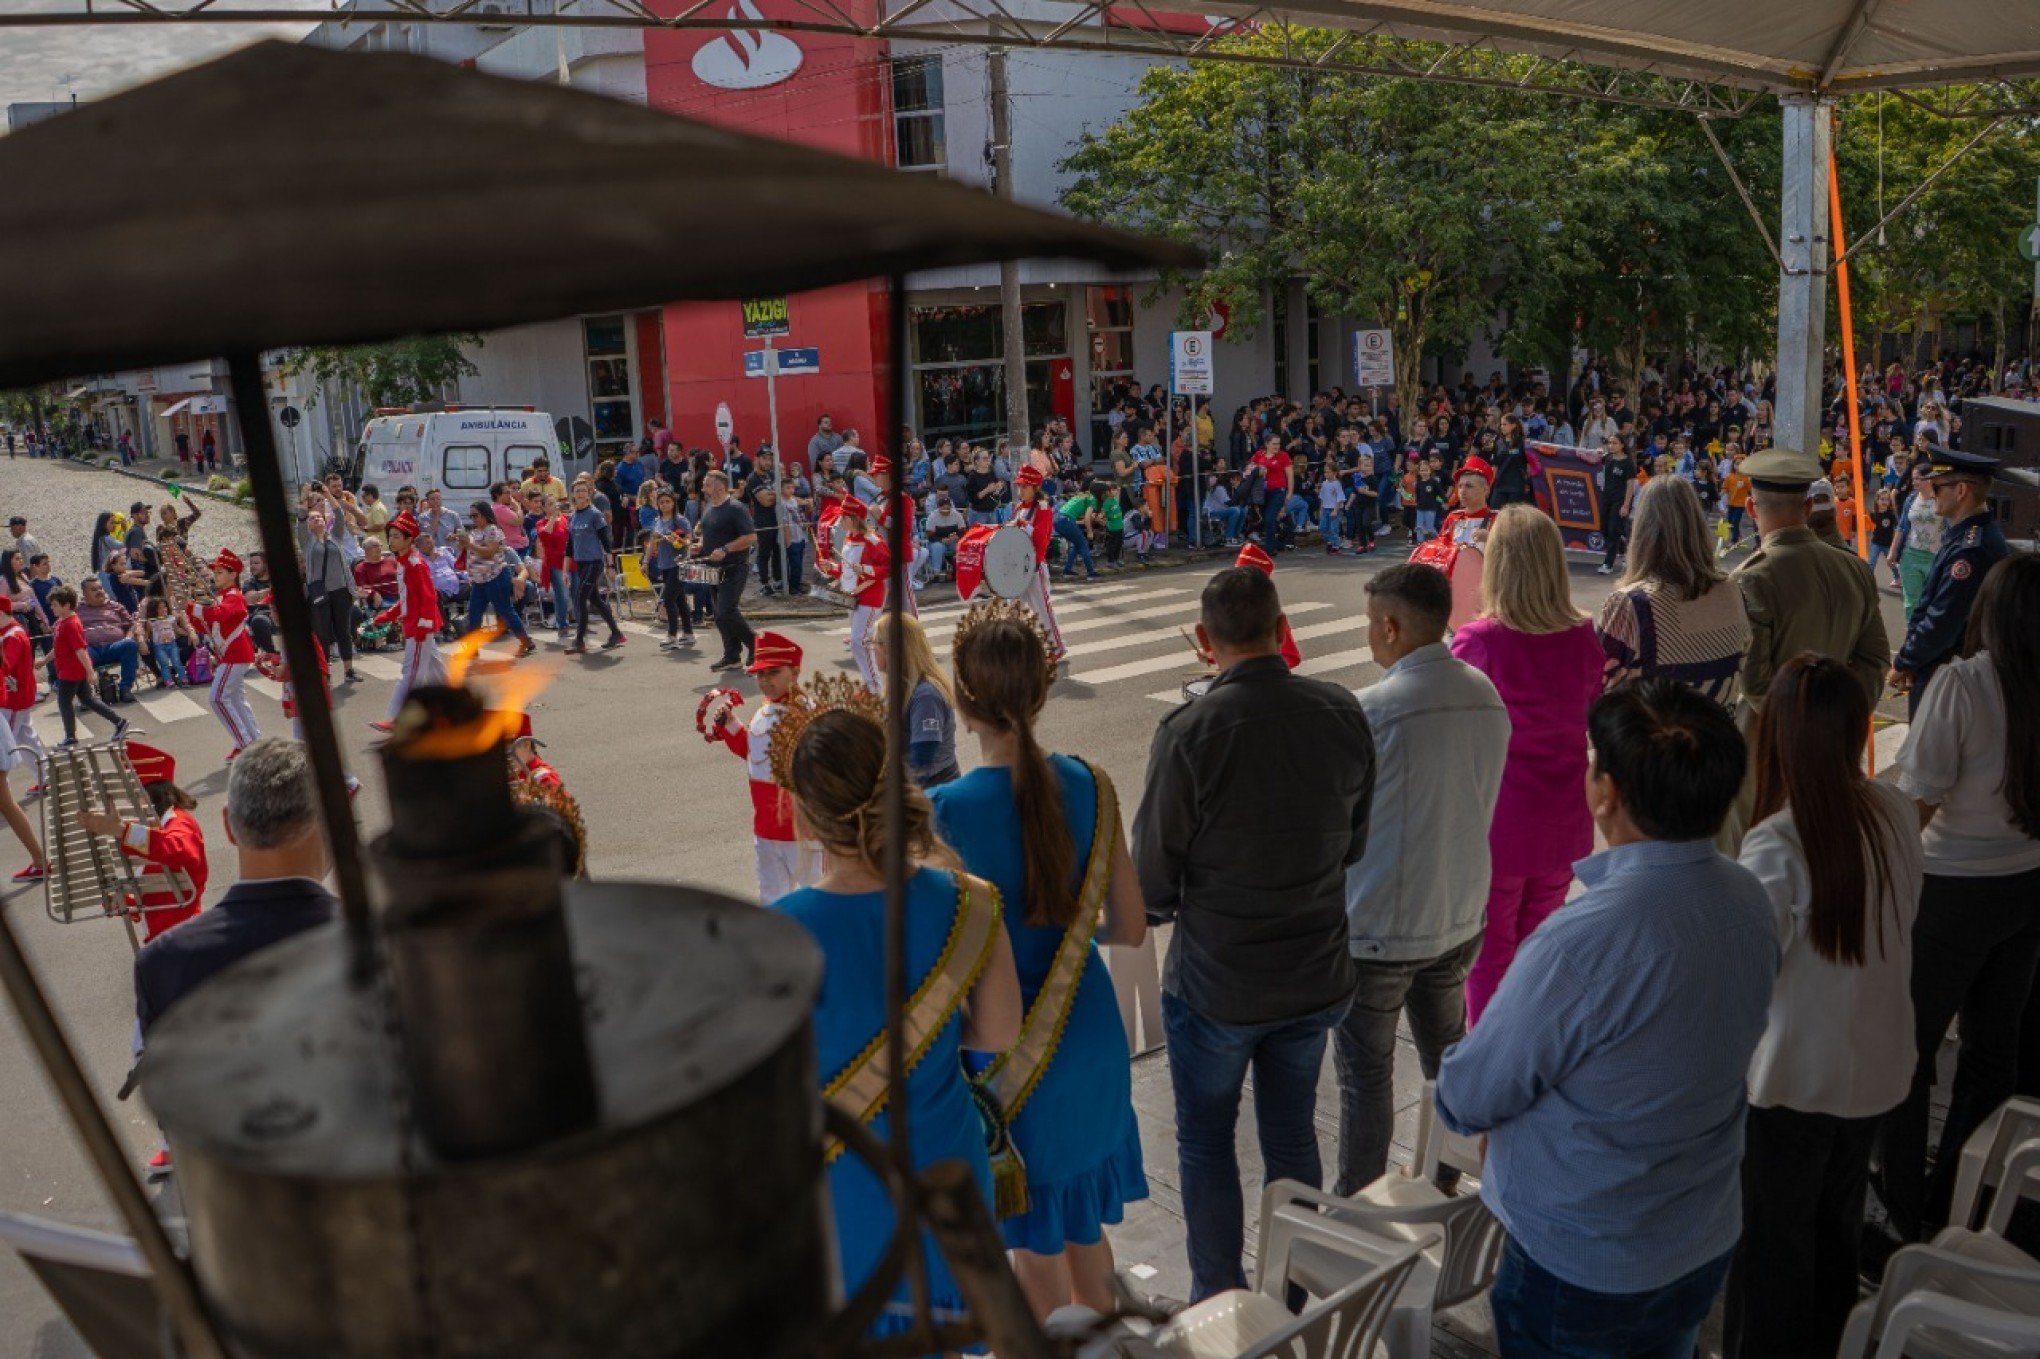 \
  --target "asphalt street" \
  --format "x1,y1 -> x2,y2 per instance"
0,454 -> 1914,1354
